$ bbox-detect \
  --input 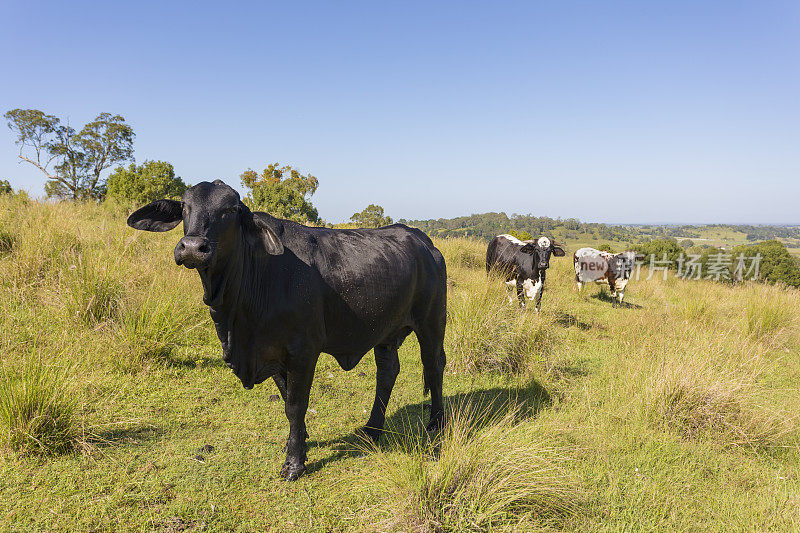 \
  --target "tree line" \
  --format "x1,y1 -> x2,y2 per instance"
398,212 -> 642,242
633,238 -> 800,288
